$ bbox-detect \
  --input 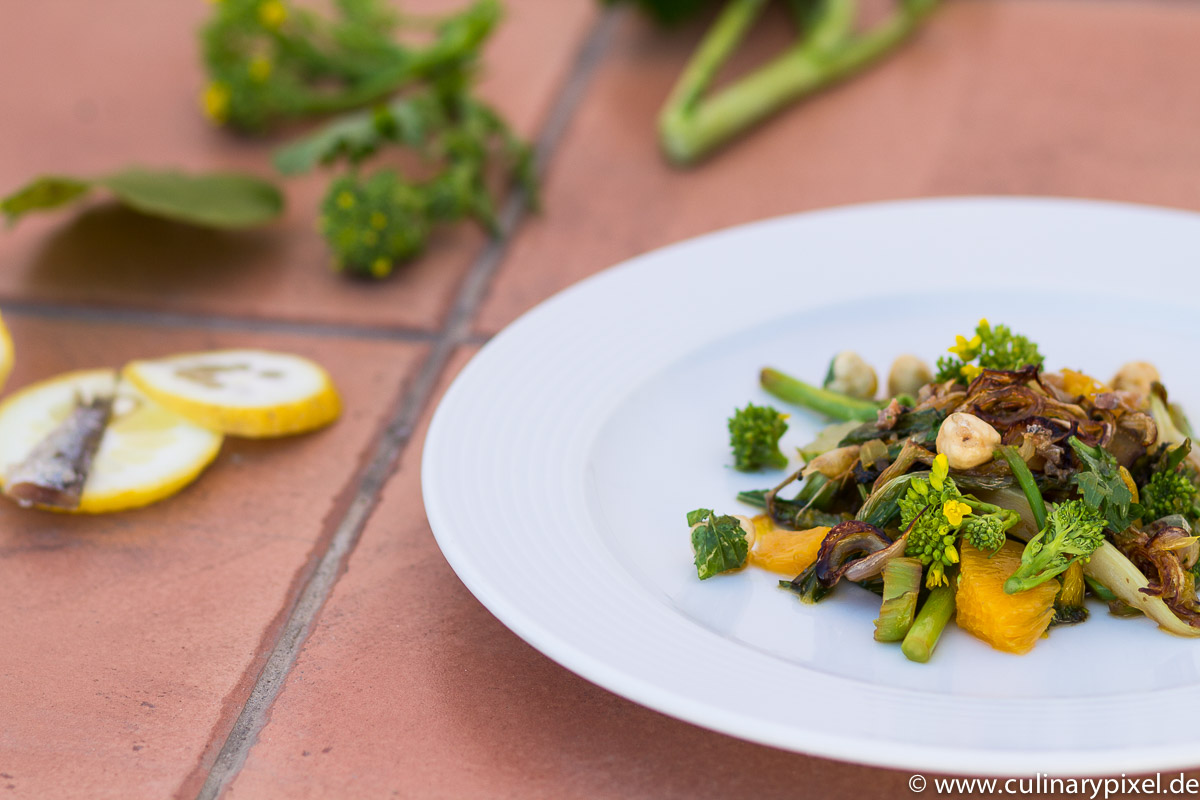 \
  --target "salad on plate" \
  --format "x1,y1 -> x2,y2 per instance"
690,320 -> 1200,662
